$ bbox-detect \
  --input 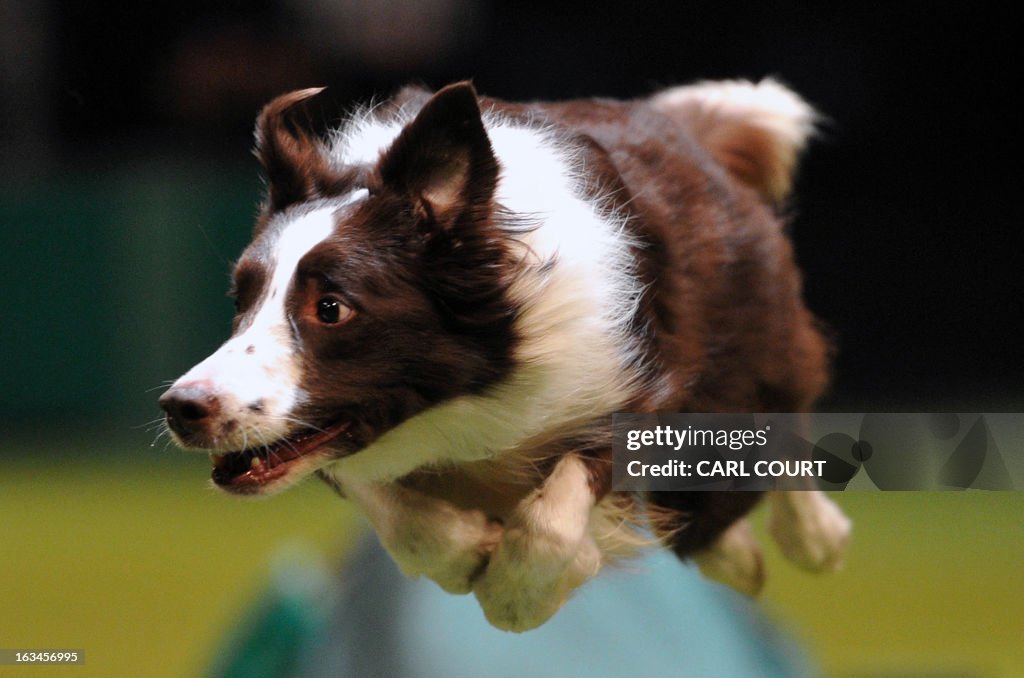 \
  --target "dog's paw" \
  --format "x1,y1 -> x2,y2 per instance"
769,492 -> 852,572
388,508 -> 504,595
421,519 -> 504,595
474,528 -> 600,632
474,527 -> 569,632
694,518 -> 765,596
474,569 -> 568,632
